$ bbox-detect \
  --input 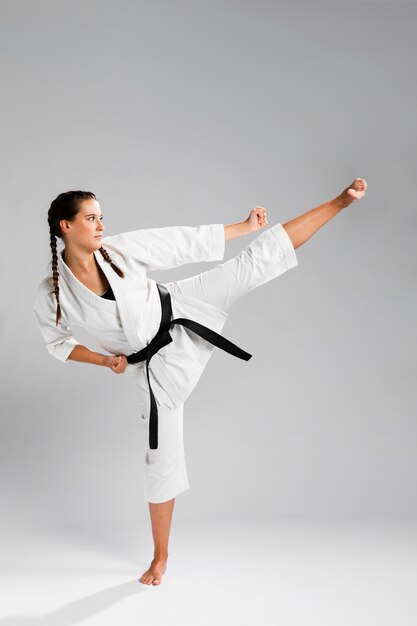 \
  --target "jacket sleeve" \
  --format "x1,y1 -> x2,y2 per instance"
33,284 -> 80,364
101,223 -> 225,271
